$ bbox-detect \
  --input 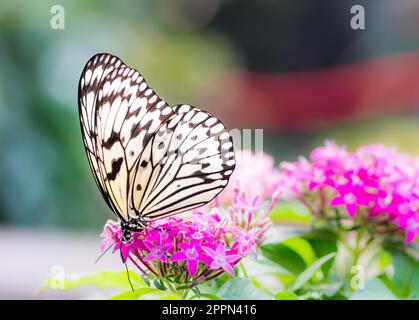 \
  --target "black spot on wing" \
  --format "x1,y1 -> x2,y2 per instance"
130,118 -> 153,141
107,157 -> 123,181
103,131 -> 120,149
